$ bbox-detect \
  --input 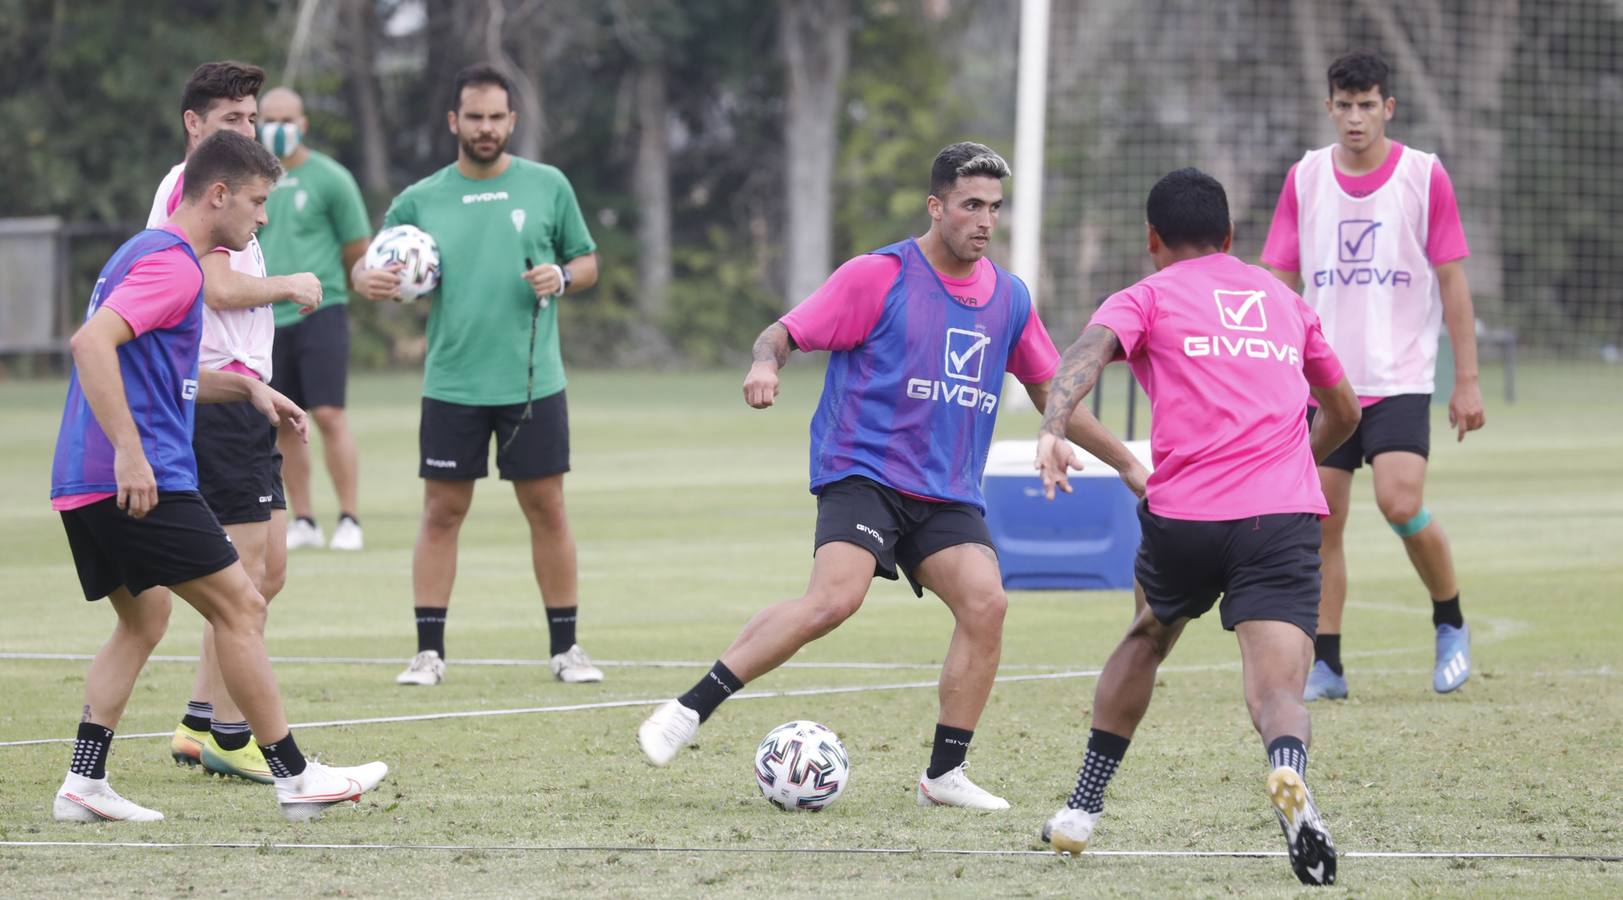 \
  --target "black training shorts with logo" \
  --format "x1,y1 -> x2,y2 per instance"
418,390 -> 570,481
60,492 -> 240,601
1307,393 -> 1431,471
193,400 -> 286,525
271,303 -> 350,410
812,475 -> 995,597
1134,500 -> 1323,638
